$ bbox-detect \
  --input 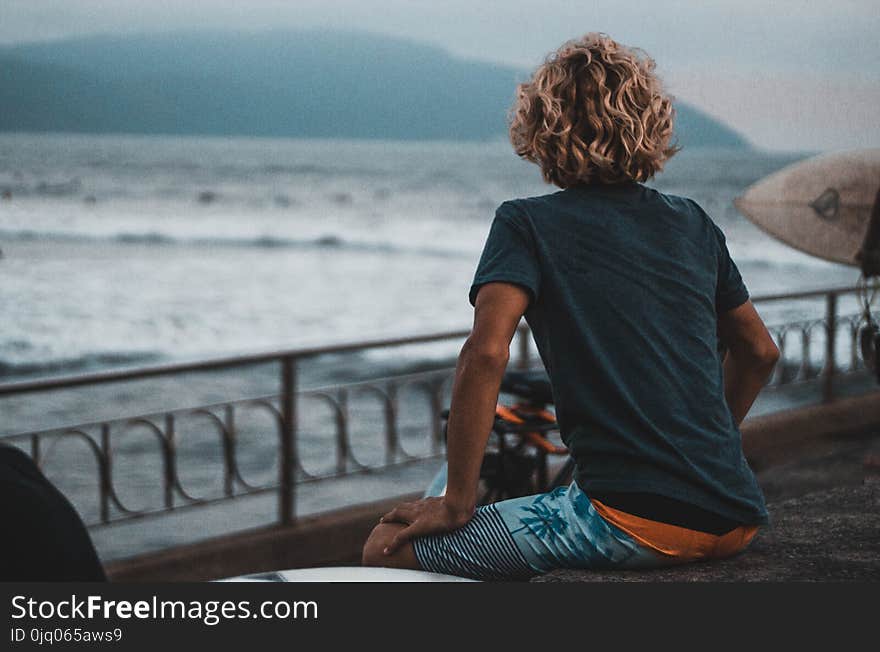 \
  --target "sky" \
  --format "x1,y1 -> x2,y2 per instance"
2,0 -> 879,152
